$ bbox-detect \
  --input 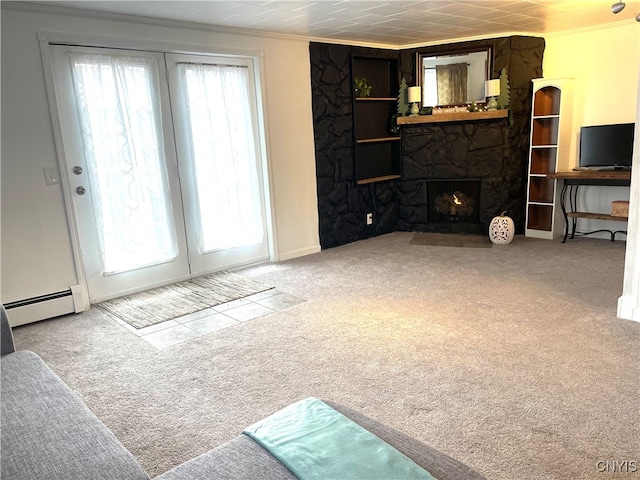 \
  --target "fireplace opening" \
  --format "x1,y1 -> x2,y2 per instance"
427,179 -> 481,232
